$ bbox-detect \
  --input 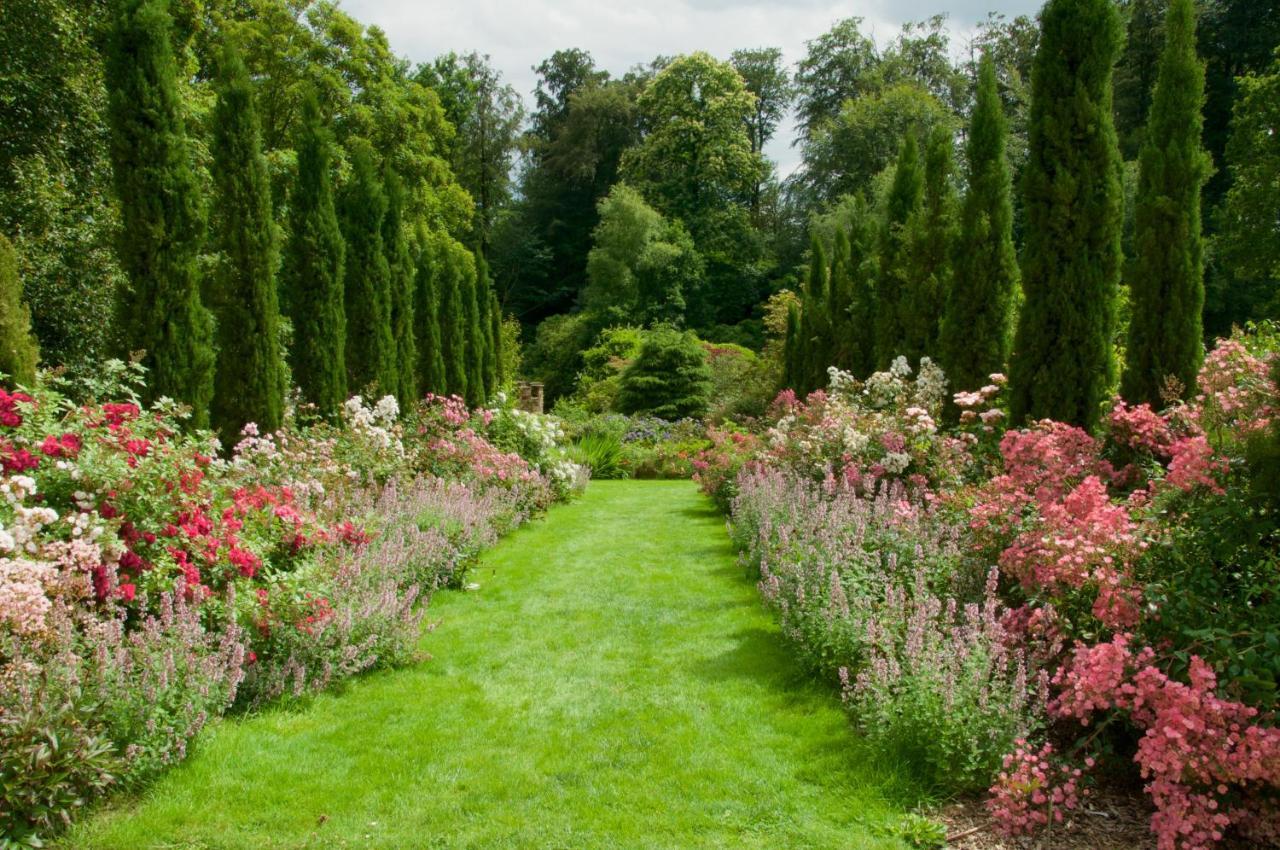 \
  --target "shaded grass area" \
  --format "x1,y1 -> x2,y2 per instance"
63,480 -> 916,849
